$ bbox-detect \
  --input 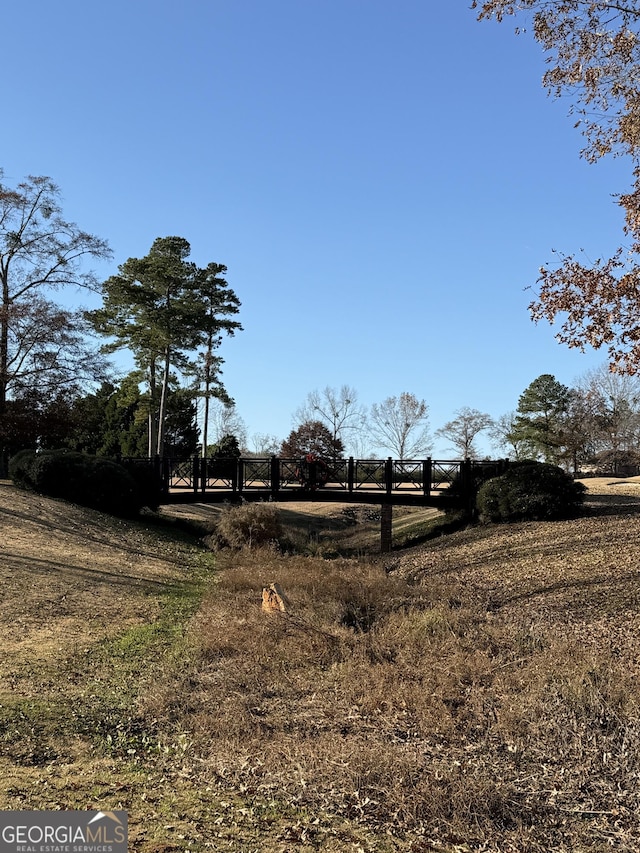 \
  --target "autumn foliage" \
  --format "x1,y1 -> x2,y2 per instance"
474,1 -> 640,373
